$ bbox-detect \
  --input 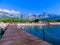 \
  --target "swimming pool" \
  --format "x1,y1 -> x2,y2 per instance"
23,25 -> 60,45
